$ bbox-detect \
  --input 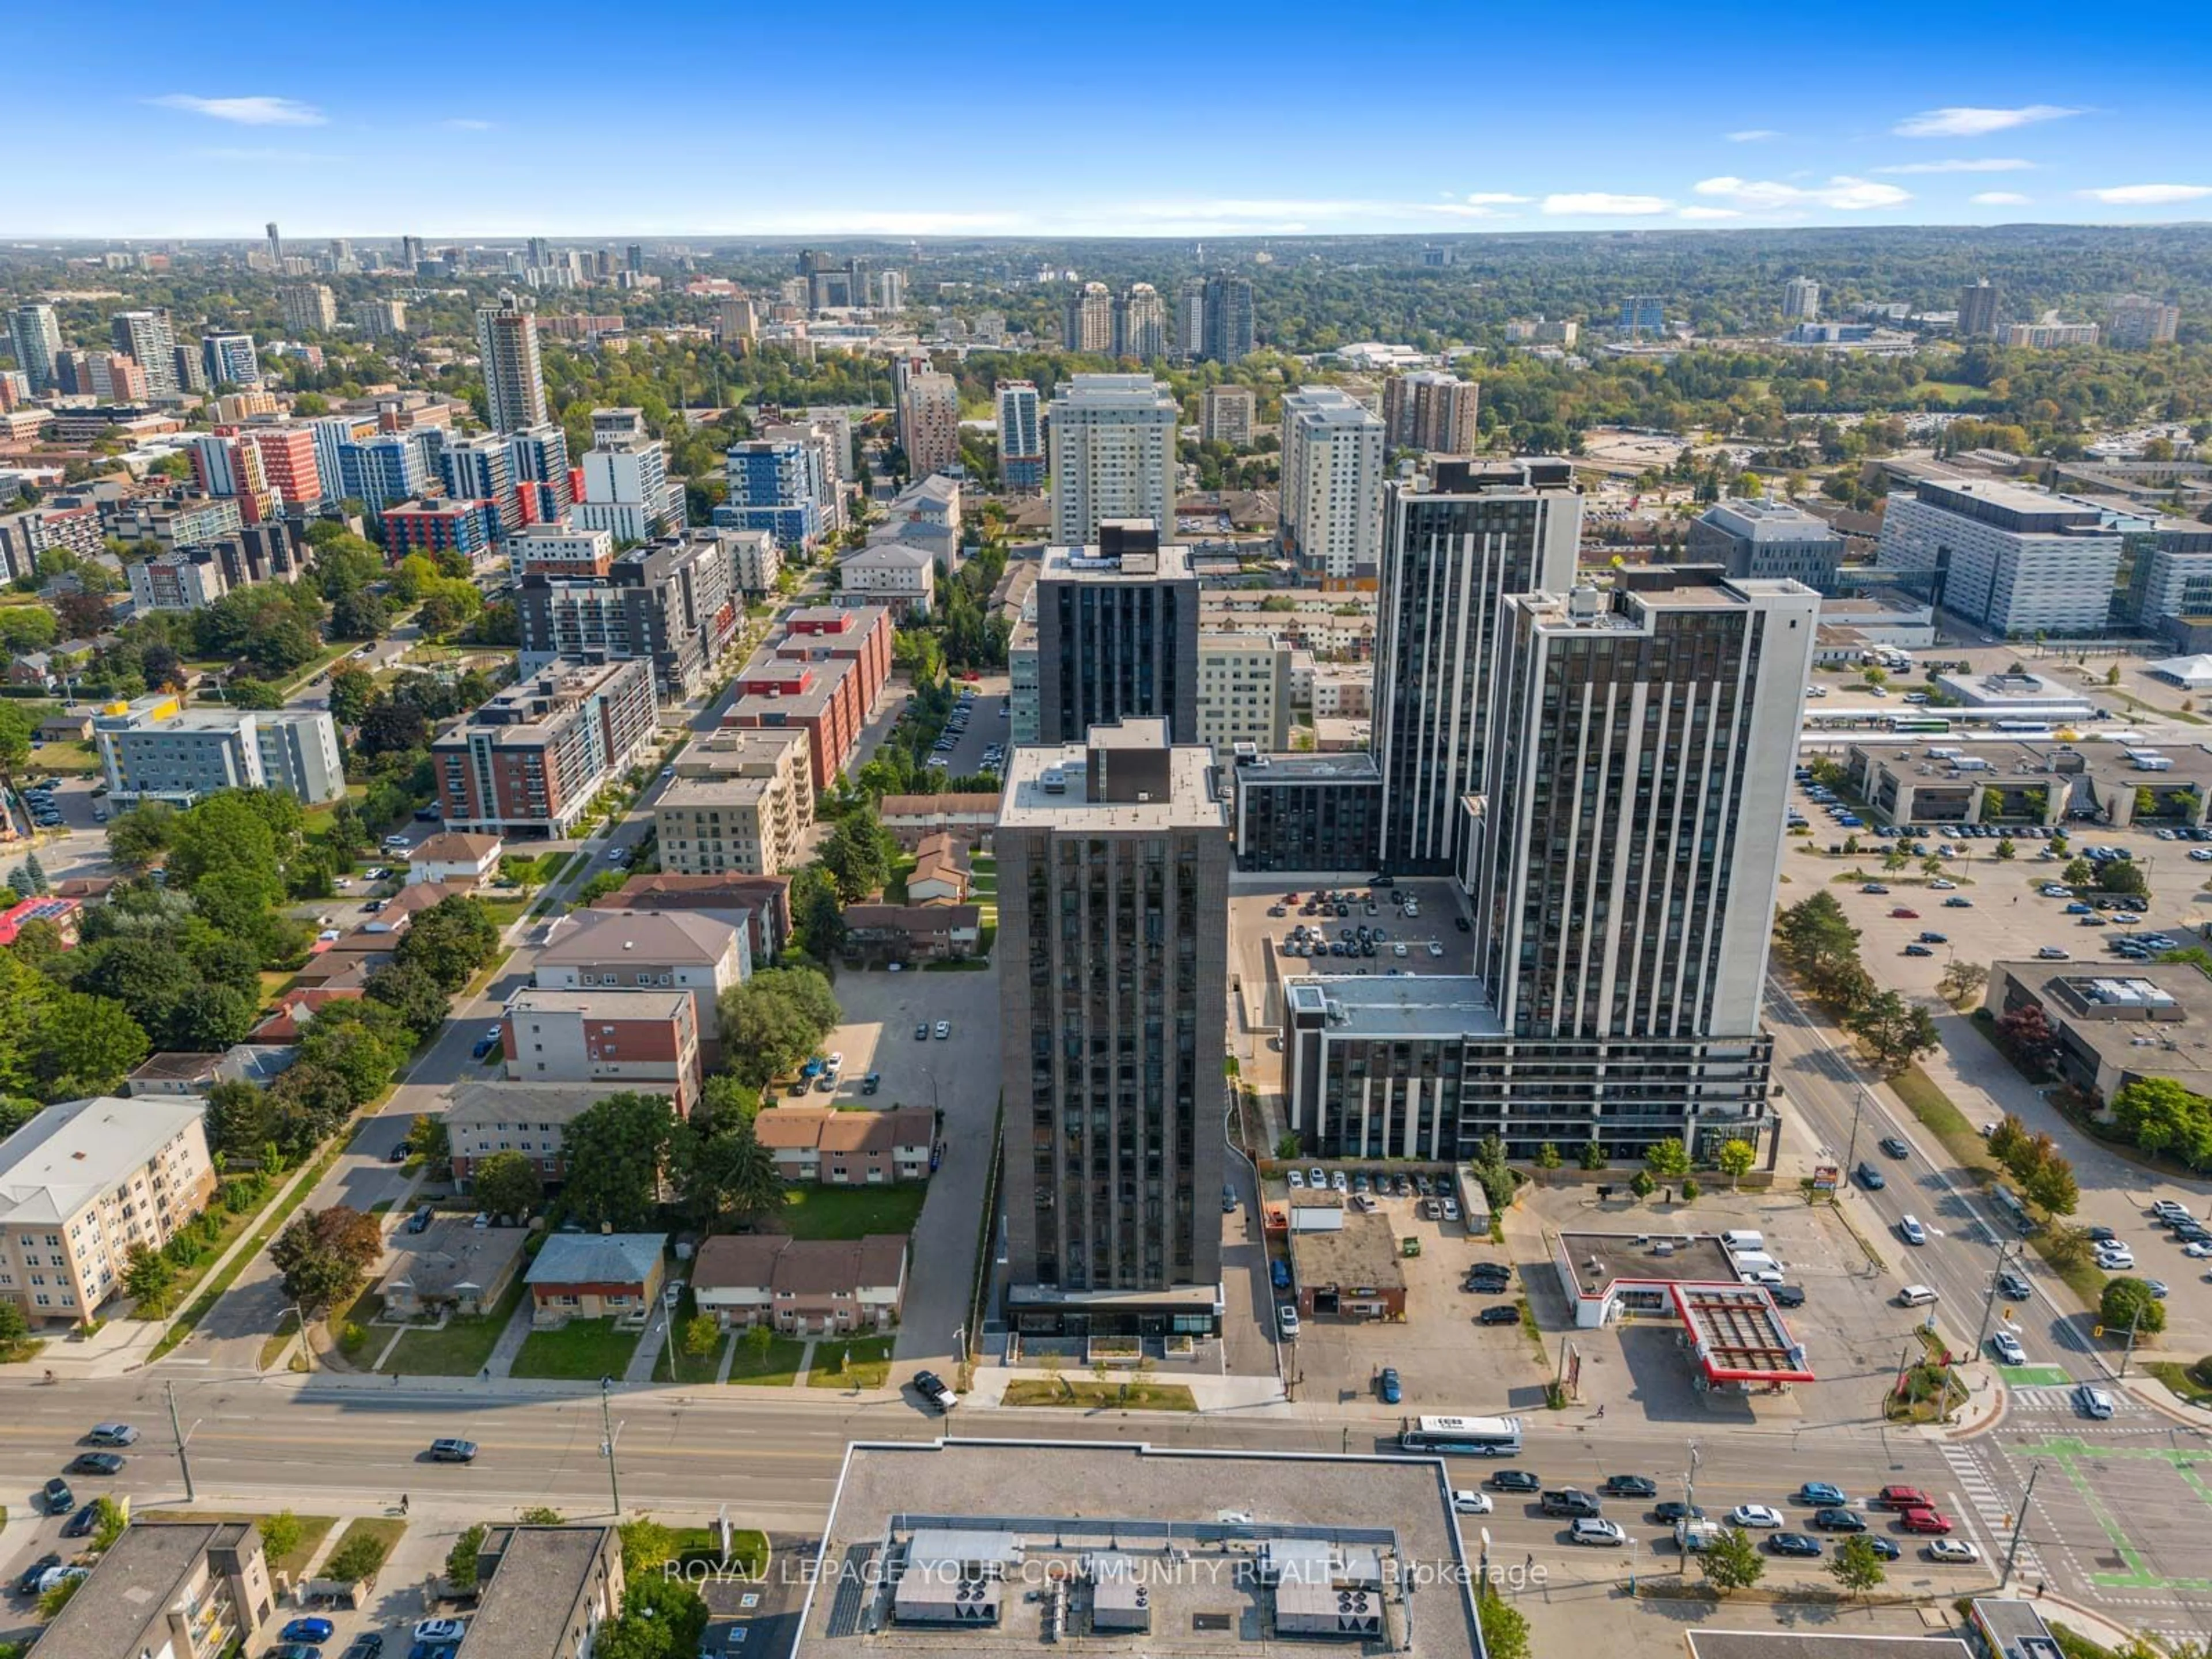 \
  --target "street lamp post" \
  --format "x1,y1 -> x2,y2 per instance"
599,1376 -> 624,1518
164,1380 -> 198,1503
1974,1245 -> 2020,1356
2000,1465 -> 2042,1586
